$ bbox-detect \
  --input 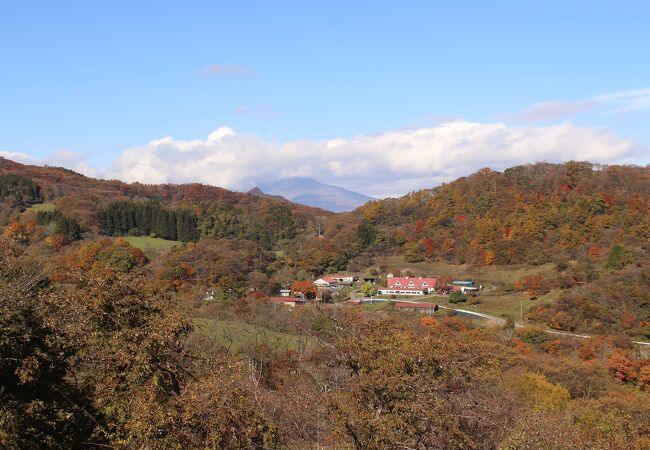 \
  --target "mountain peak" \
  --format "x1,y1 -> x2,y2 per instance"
256,177 -> 374,212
